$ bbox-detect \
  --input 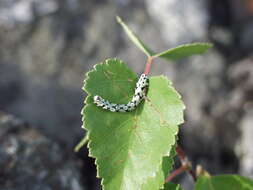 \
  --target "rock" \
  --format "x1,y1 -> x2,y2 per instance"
0,64 -> 22,109
172,50 -> 242,176
229,58 -> 253,178
175,50 -> 225,125
145,0 -> 208,46
0,112 -> 85,190
0,0 -> 58,26
238,109 -> 253,179
209,0 -> 253,58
